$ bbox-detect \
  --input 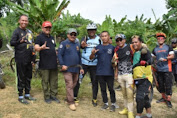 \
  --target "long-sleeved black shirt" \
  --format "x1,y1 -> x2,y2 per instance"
10,27 -> 34,63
